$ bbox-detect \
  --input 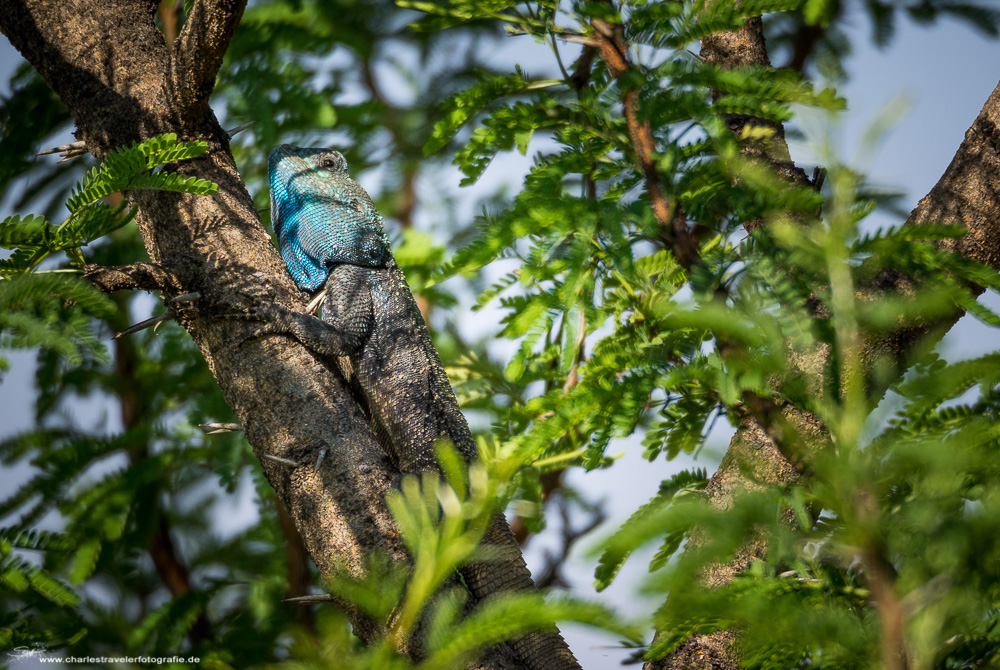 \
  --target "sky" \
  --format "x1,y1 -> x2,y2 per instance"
1,8 -> 999,668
